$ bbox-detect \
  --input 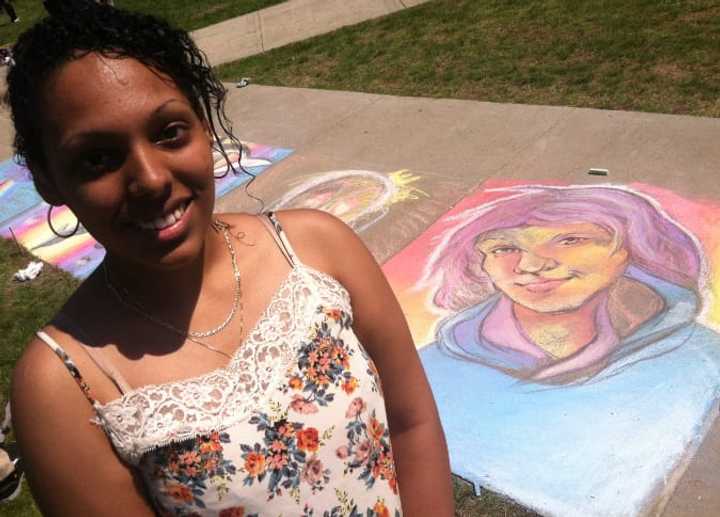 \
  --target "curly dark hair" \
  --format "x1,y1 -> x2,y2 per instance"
4,1 -> 240,178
